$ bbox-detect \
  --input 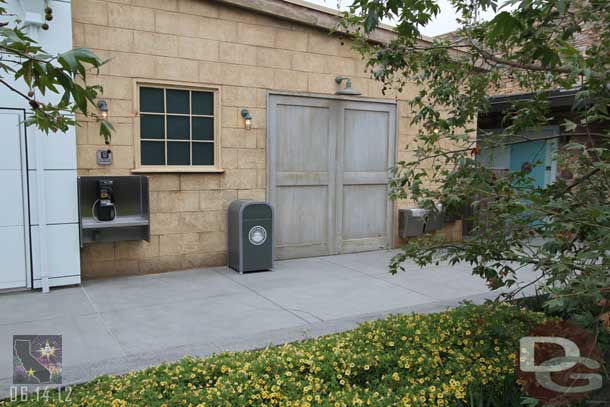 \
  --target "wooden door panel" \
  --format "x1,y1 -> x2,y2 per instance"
338,102 -> 396,254
342,185 -> 387,240
268,95 -> 337,259
341,236 -> 387,253
276,172 -> 329,186
275,186 -> 329,259
269,95 -> 396,259
343,109 -> 389,172
276,186 -> 328,245
343,172 -> 387,184
277,104 -> 330,173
